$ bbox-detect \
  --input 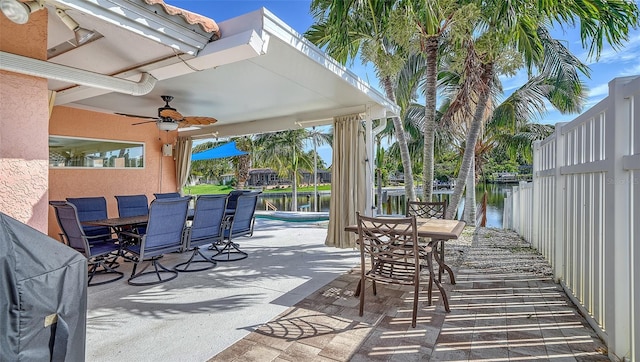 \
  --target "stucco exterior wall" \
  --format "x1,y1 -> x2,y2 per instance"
48,106 -> 178,239
0,11 -> 50,232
